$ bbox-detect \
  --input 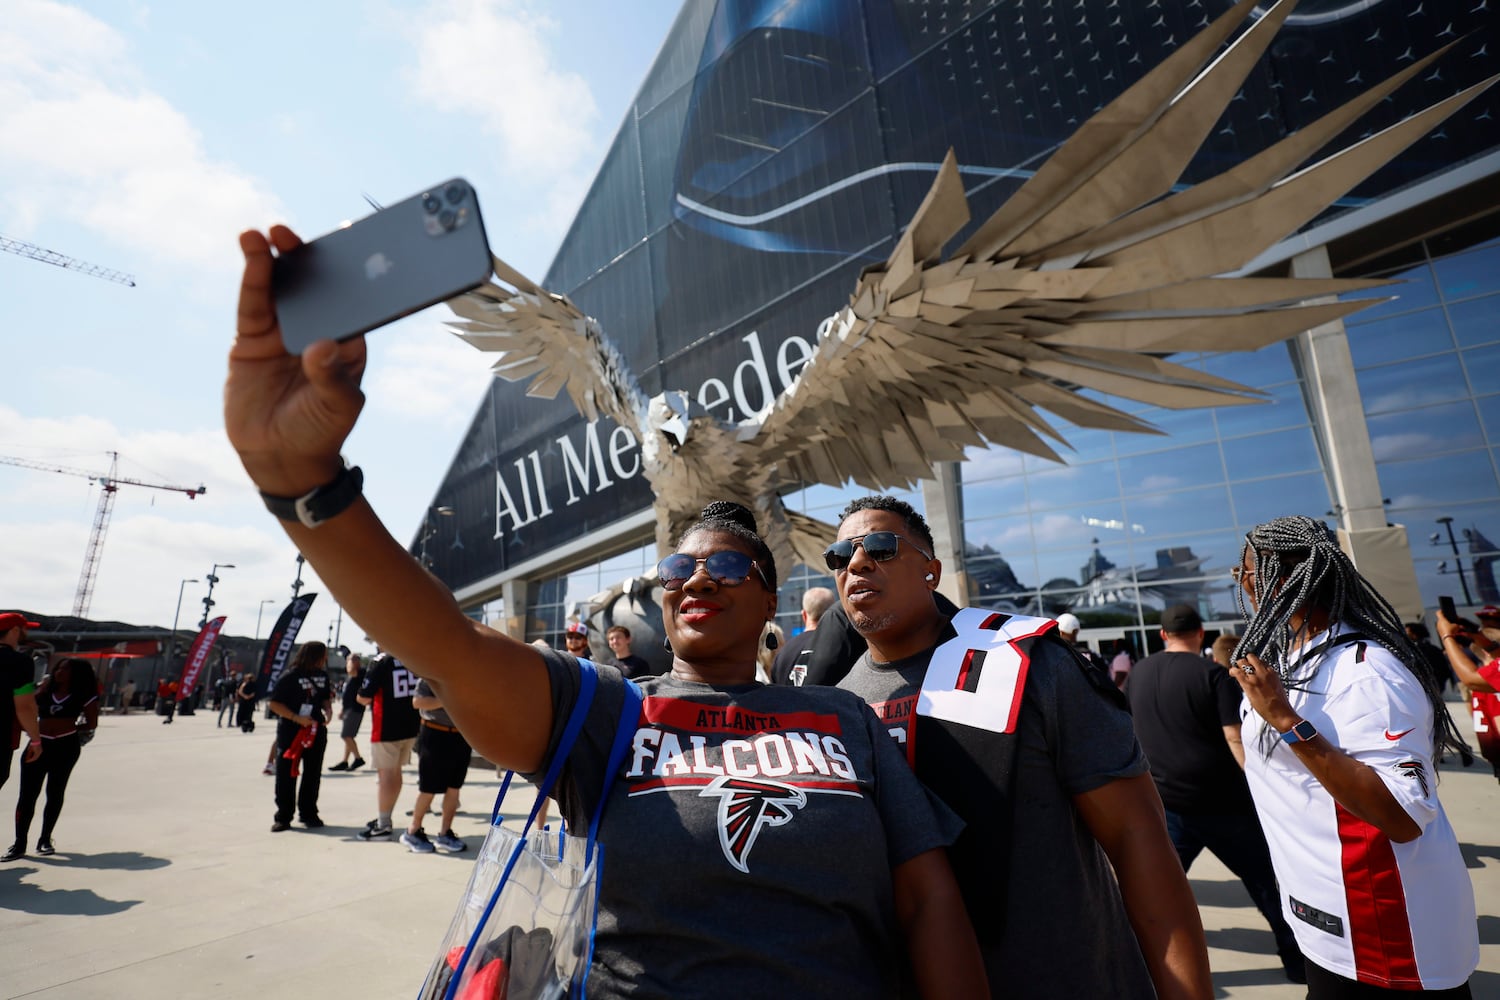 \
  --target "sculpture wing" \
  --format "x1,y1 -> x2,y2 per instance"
445,256 -> 646,431
751,0 -> 1494,490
